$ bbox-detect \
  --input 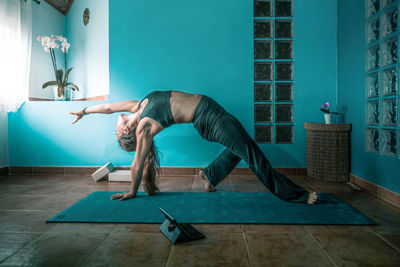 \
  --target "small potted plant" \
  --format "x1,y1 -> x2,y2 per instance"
37,35 -> 79,100
320,102 -> 338,124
